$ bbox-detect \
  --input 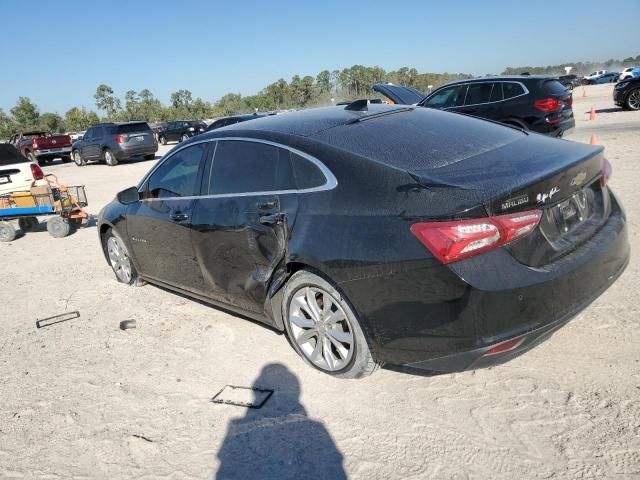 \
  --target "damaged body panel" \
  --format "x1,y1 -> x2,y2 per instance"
98,104 -> 629,375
